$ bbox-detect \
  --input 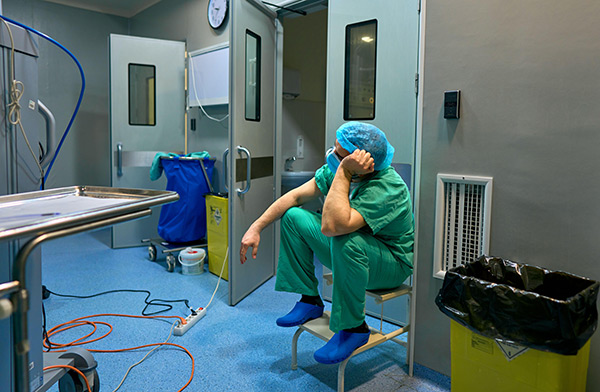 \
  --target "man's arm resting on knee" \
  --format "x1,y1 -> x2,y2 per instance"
240,179 -> 321,262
